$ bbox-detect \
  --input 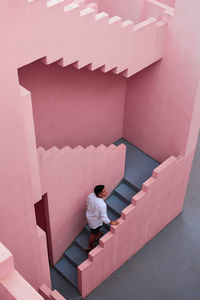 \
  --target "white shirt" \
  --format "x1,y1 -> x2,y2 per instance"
86,193 -> 110,229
